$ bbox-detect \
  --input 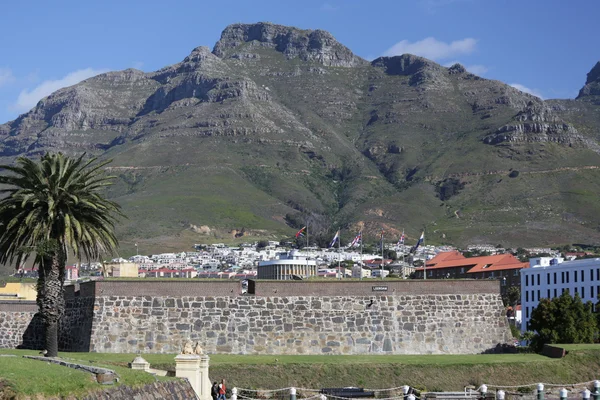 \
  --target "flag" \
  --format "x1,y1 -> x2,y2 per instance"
295,226 -> 306,238
412,231 -> 425,252
350,230 -> 362,247
396,231 -> 405,247
329,230 -> 340,248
